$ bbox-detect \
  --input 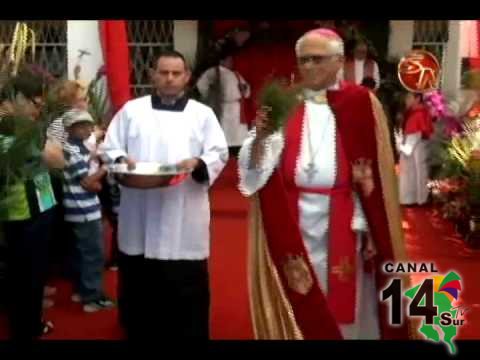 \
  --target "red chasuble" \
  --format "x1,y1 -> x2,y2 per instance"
255,83 -> 411,339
